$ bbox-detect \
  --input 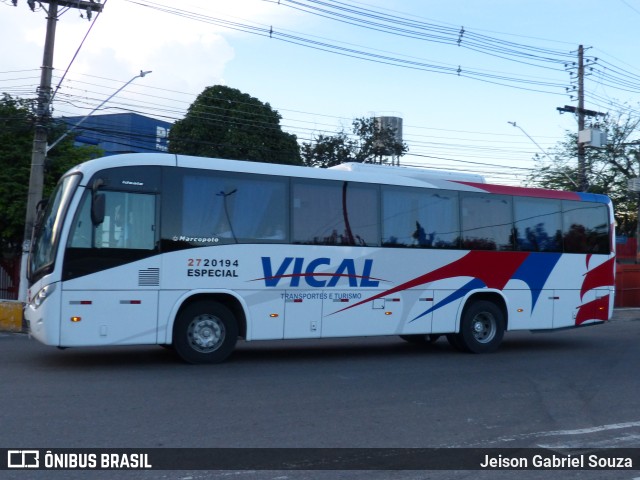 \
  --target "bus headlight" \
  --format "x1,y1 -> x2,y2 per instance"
33,284 -> 56,308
